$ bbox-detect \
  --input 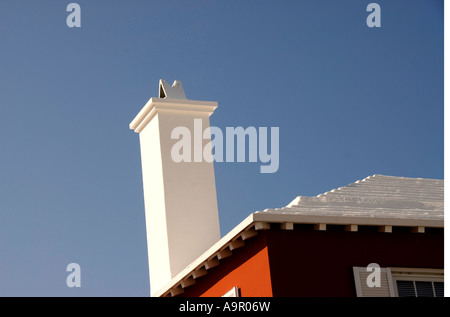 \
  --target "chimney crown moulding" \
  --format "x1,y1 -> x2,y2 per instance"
129,79 -> 218,133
